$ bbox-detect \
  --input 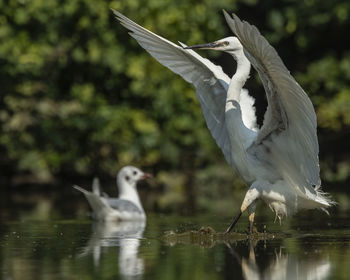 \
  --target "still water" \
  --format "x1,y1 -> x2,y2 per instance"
1,206 -> 350,280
